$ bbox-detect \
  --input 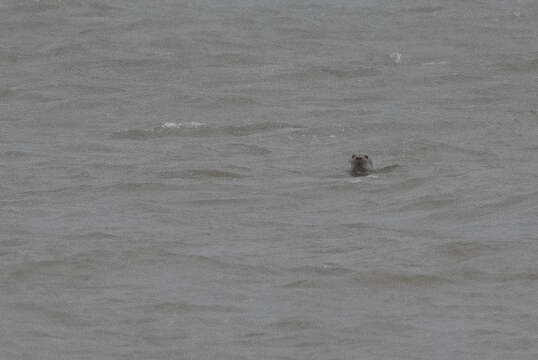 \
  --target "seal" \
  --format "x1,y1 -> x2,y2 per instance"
349,153 -> 373,176
348,154 -> 399,176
